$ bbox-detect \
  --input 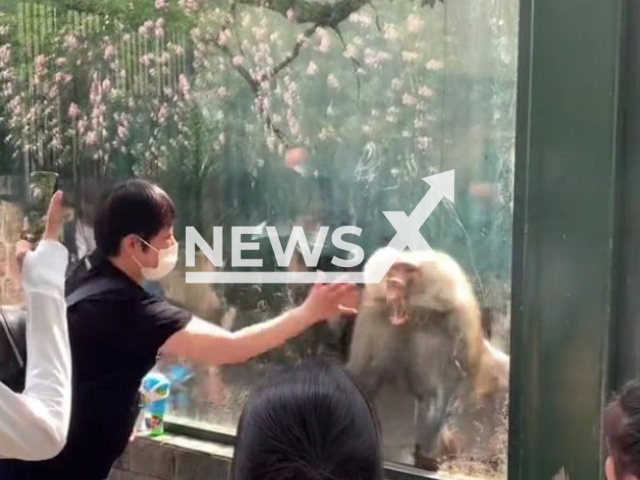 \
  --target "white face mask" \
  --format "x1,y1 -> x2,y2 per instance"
133,237 -> 179,281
